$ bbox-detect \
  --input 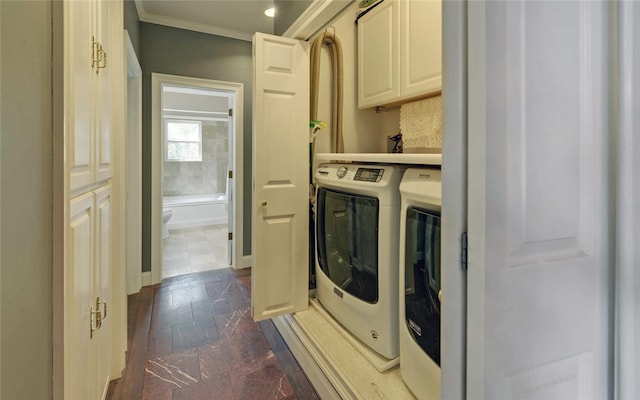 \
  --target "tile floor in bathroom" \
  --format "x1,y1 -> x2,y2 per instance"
163,225 -> 229,278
